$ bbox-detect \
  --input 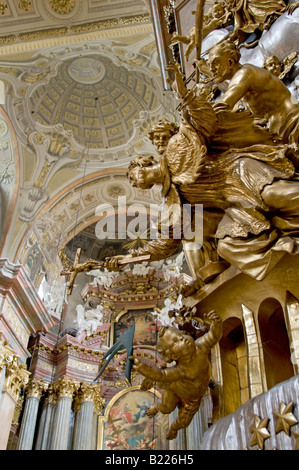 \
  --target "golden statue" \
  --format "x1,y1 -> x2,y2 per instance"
263,52 -> 298,80
106,62 -> 299,289
227,0 -> 299,44
208,39 -> 299,144
170,1 -> 231,61
64,33 -> 299,295
130,311 -> 222,440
